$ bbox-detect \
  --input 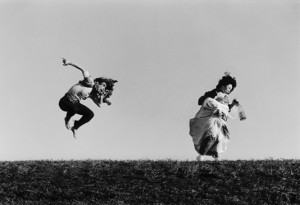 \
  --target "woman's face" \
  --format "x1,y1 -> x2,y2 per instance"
221,84 -> 233,95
